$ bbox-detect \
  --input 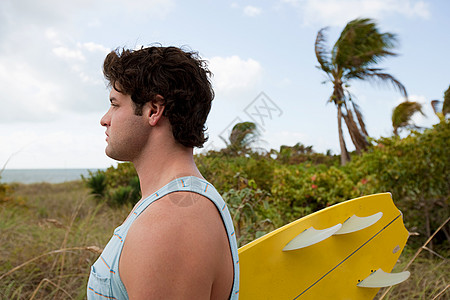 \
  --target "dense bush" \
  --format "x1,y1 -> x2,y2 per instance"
347,120 -> 450,250
83,163 -> 140,207
84,121 -> 449,251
